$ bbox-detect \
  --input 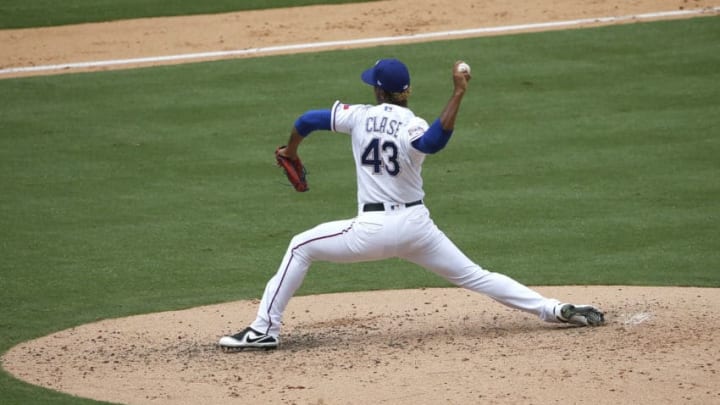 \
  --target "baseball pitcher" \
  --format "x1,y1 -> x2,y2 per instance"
220,59 -> 604,350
